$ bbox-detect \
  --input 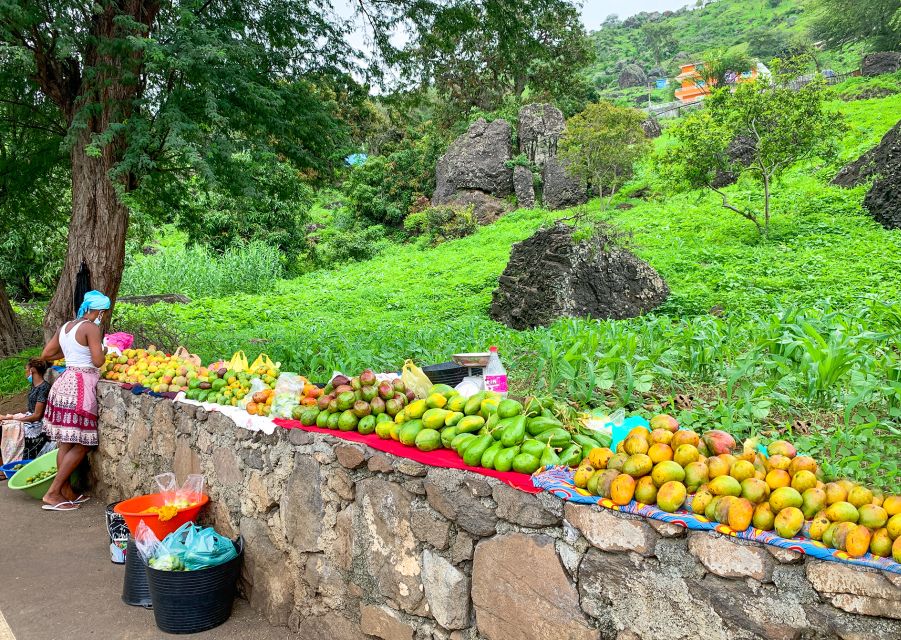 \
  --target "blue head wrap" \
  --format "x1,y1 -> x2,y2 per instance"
77,290 -> 111,318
